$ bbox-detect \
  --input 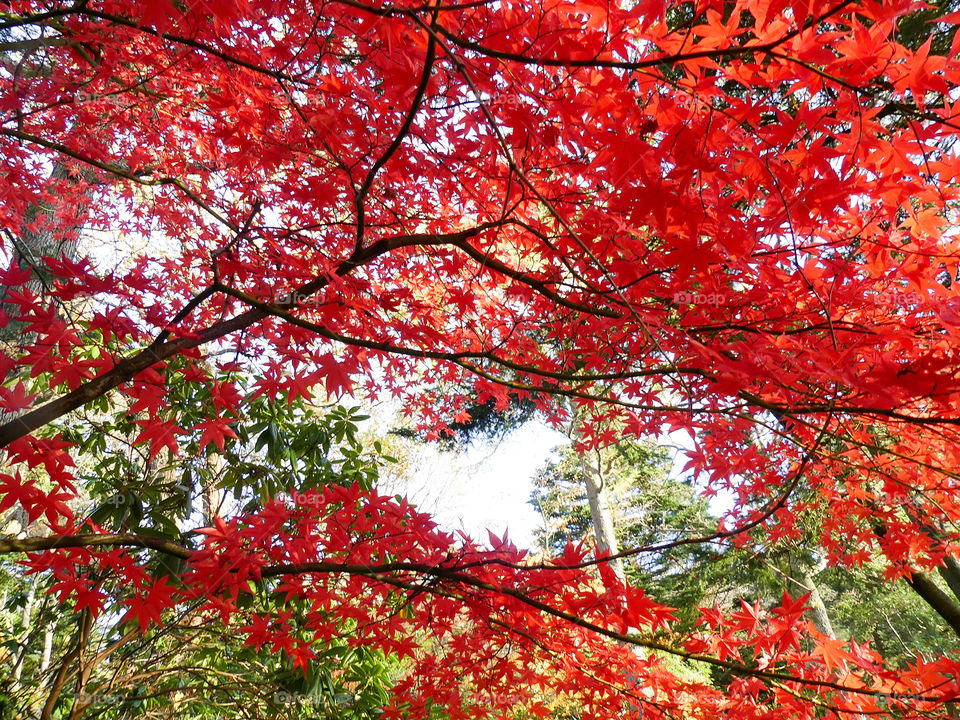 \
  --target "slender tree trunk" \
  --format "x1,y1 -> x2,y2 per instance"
800,569 -> 835,637
581,451 -> 625,580
569,408 -> 625,581
901,506 -> 960,605
874,512 -> 960,640
12,576 -> 37,683
200,453 -> 225,526
40,624 -> 54,673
